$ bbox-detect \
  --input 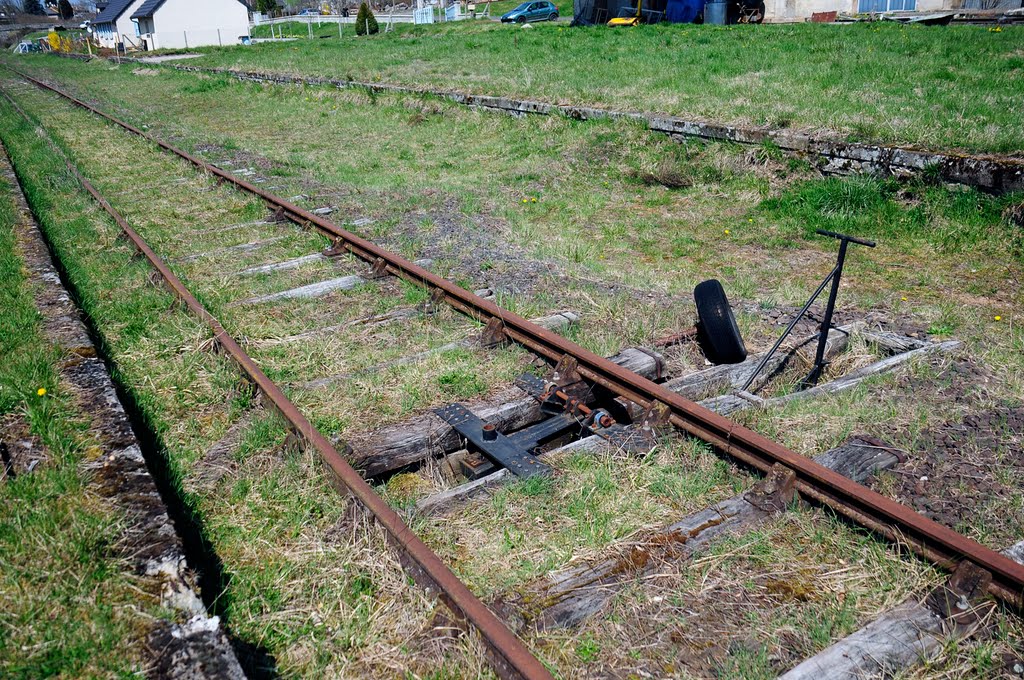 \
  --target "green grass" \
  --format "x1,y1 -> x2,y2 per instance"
0,141 -> 149,676
1,53 -> 1022,678
185,21 -> 1024,153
